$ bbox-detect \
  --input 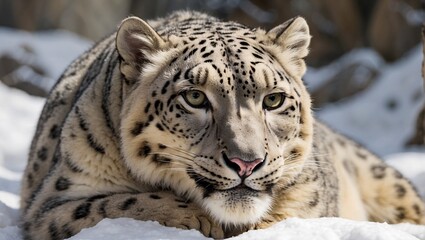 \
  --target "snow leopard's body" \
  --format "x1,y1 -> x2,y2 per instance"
21,11 -> 425,239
